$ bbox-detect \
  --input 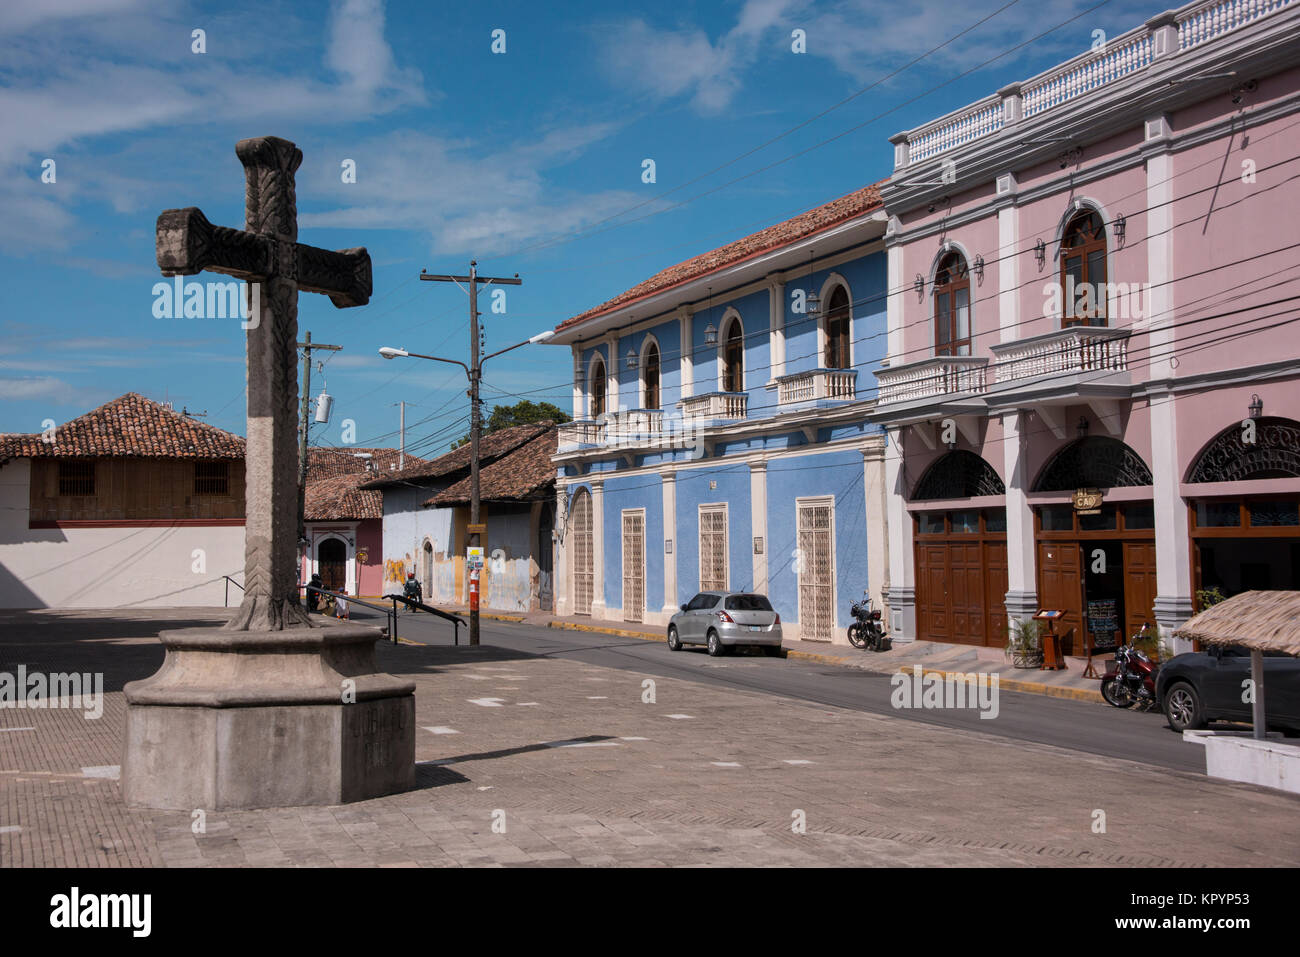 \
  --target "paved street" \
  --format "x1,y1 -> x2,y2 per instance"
376,606 -> 1207,773
2,608 -> 1298,867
